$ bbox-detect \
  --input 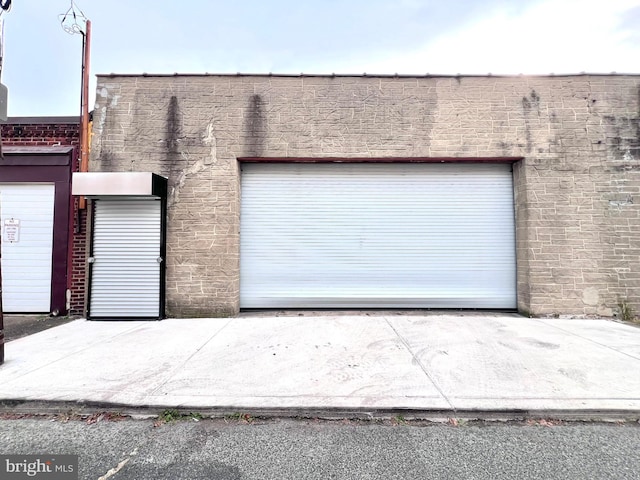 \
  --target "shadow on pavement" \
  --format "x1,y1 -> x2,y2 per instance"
3,315 -> 77,342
